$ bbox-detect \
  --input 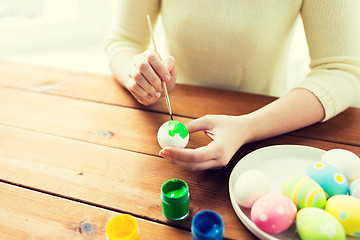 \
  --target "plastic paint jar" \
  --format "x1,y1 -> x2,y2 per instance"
192,210 -> 224,240
161,179 -> 190,221
106,214 -> 140,240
